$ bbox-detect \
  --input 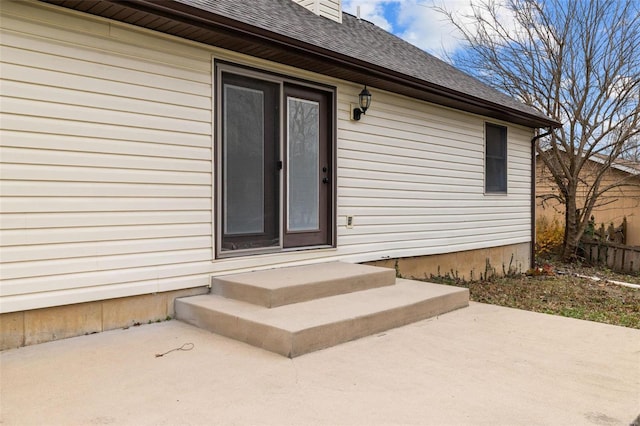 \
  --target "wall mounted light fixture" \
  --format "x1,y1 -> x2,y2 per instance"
352,85 -> 372,121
